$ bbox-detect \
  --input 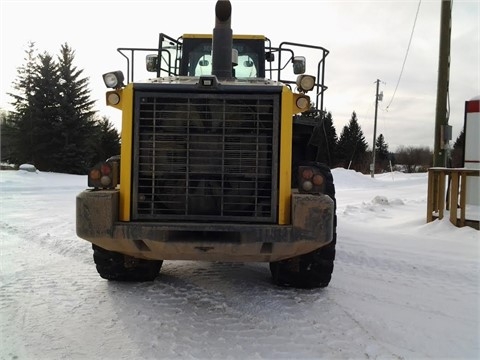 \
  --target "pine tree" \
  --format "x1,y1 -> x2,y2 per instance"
90,116 -> 121,164
375,133 -> 390,171
8,42 -> 37,115
313,112 -> 338,167
451,128 -> 465,167
336,111 -> 368,171
29,52 -> 63,171
7,51 -> 62,170
6,42 -> 38,164
5,42 -> 119,174
0,110 -> 16,163
53,43 -> 98,173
